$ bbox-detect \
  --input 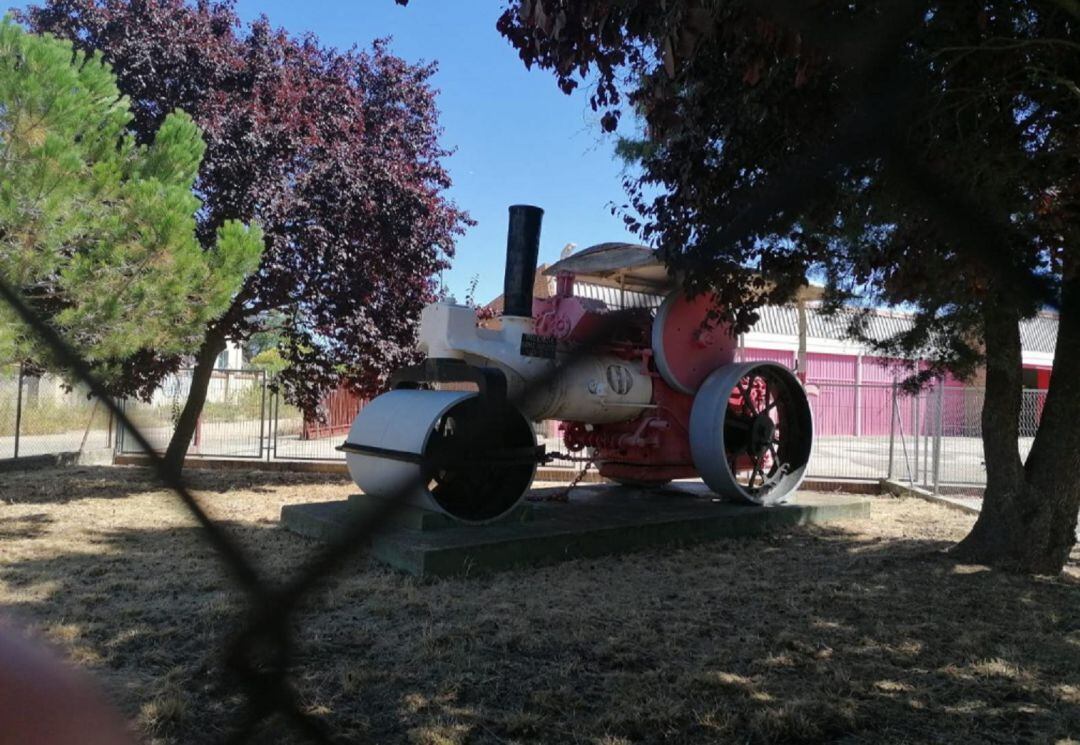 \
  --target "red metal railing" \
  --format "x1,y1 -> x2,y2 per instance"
302,387 -> 367,440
